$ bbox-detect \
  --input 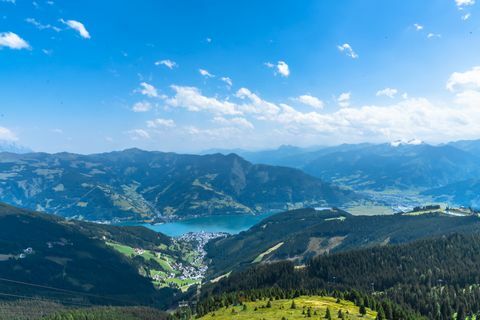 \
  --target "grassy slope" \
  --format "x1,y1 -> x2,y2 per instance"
106,240 -> 201,292
198,296 -> 376,319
